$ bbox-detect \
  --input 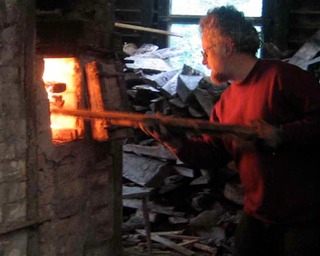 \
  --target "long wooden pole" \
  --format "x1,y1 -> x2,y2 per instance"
51,108 -> 257,139
115,22 -> 183,37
